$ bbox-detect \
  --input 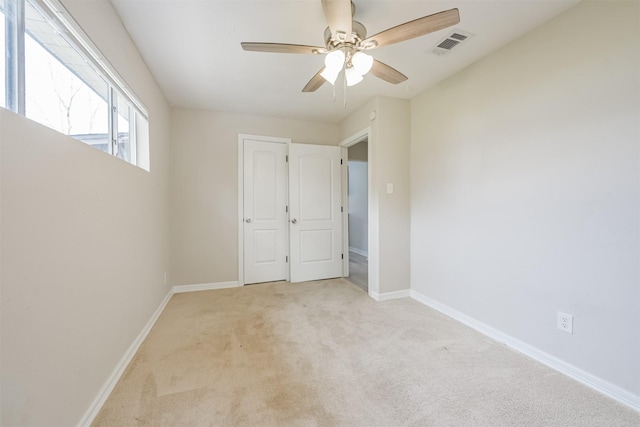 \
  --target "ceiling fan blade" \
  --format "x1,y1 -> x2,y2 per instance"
362,8 -> 460,49
302,68 -> 327,92
370,60 -> 407,84
241,42 -> 326,55
322,0 -> 352,41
